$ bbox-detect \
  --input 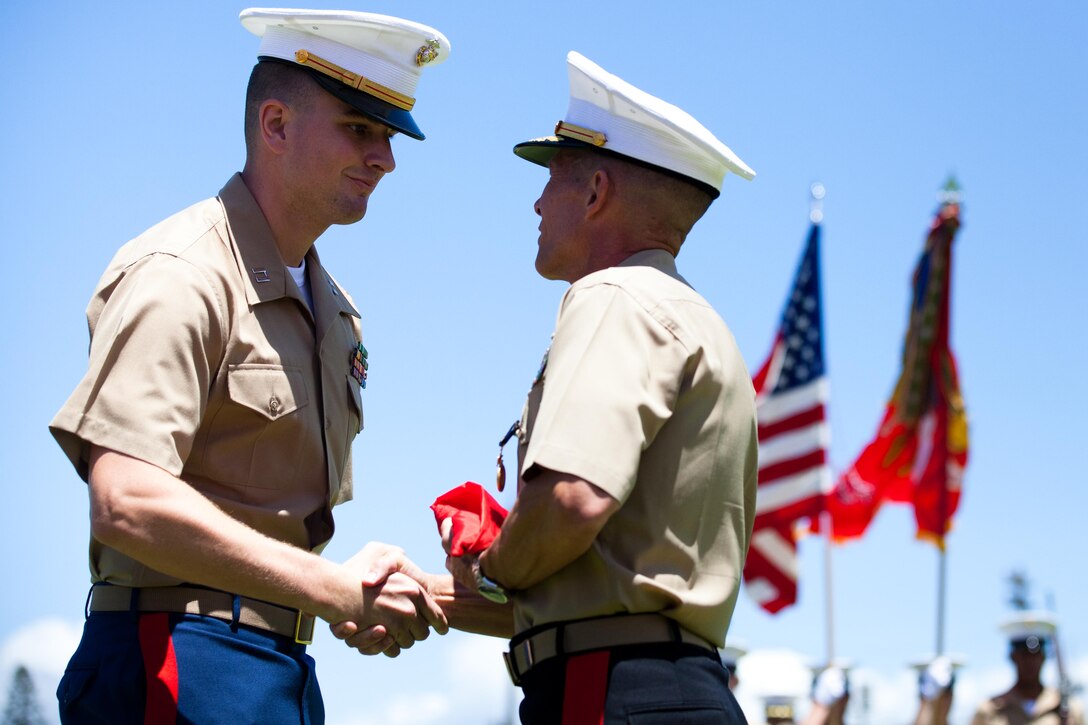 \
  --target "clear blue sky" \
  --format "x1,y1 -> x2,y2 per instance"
1,2 -> 1085,723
